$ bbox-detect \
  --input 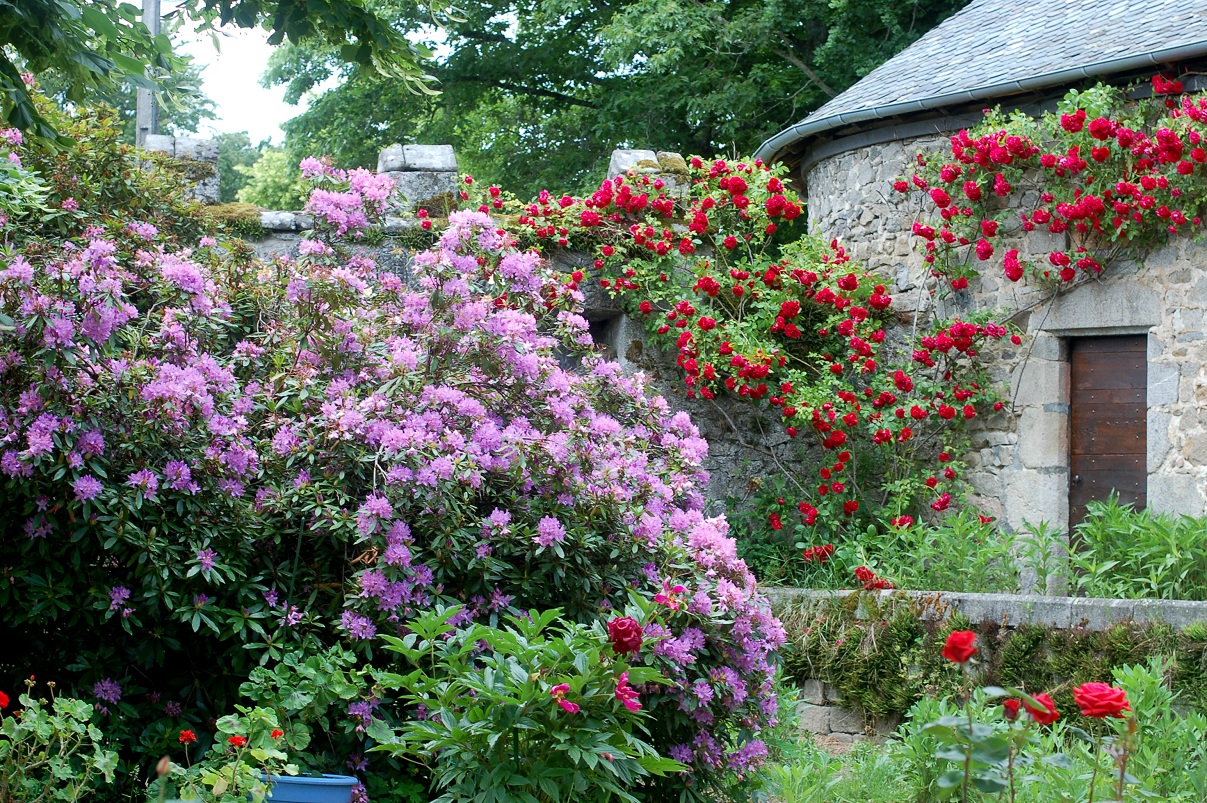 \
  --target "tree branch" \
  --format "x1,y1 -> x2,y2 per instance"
773,36 -> 837,98
453,74 -> 599,108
